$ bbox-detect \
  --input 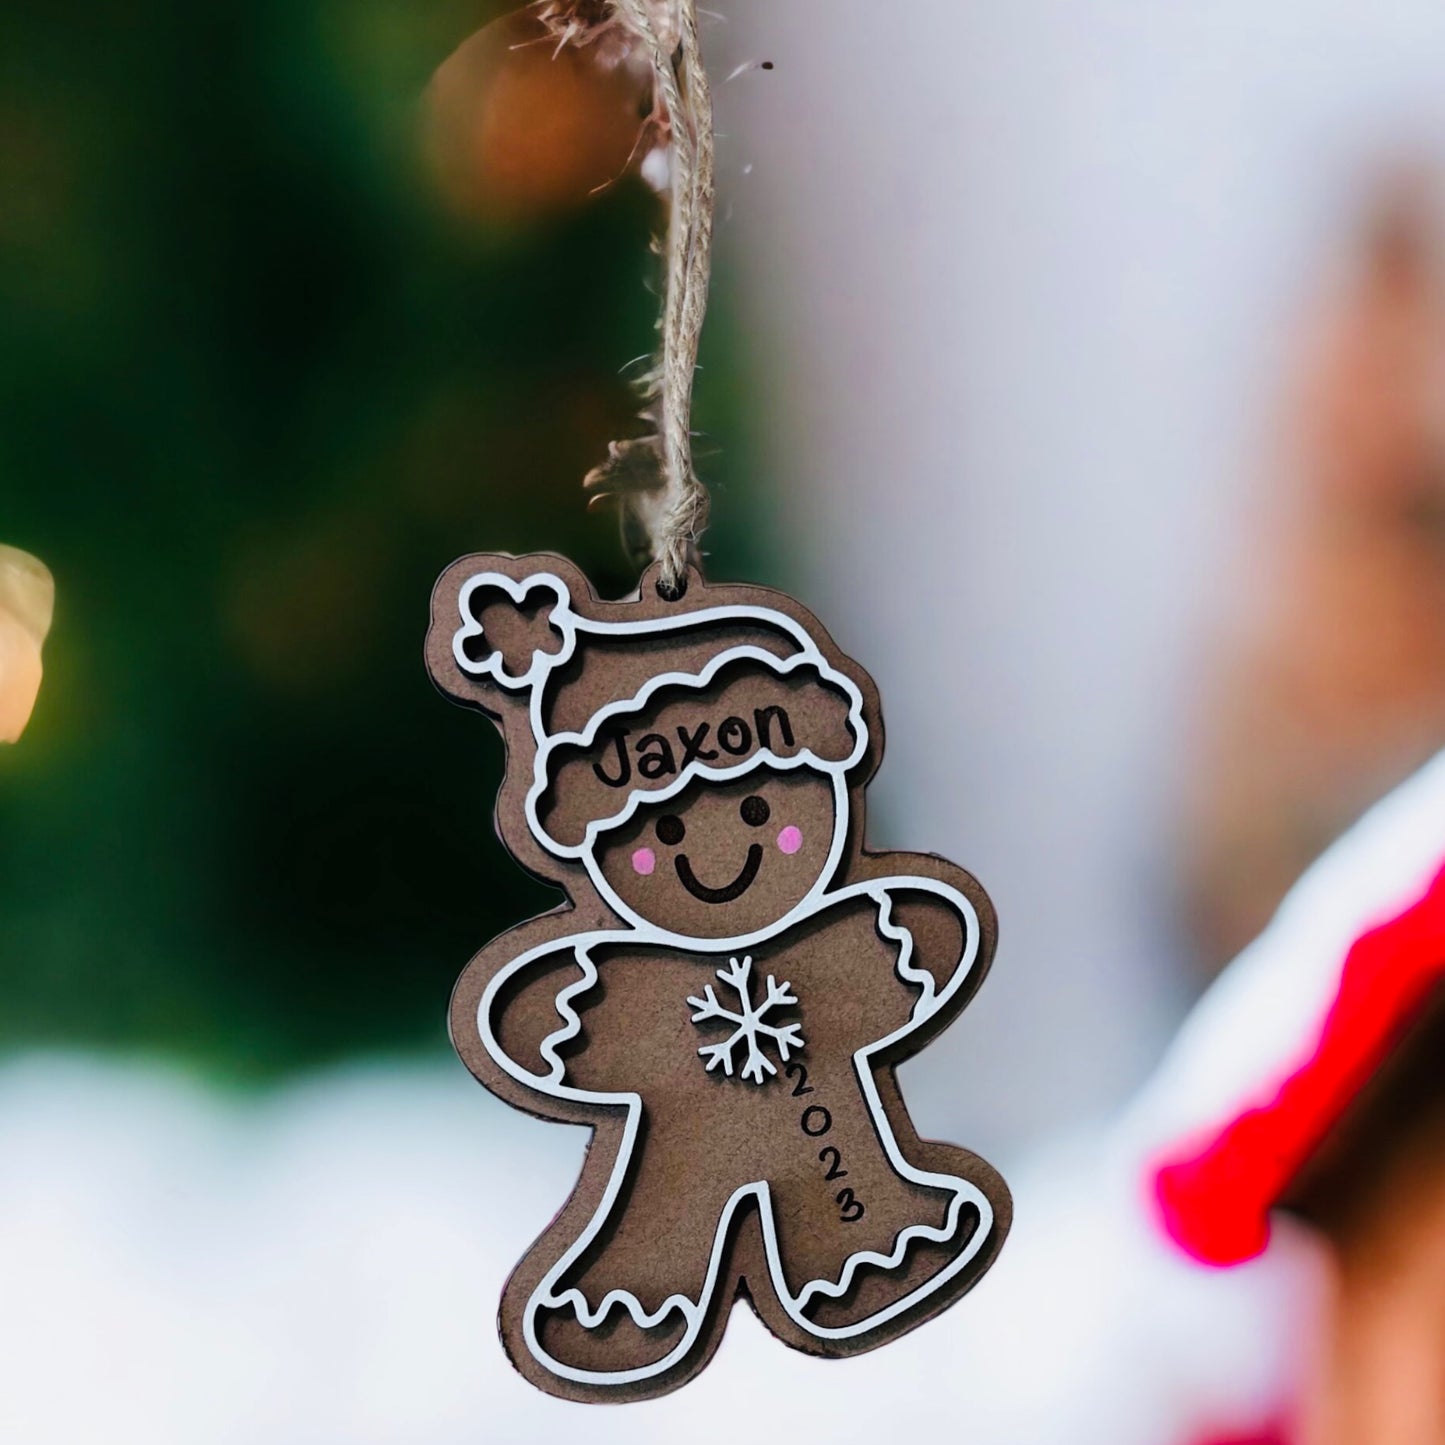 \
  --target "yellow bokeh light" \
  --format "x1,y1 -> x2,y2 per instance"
0,544 -> 55,743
